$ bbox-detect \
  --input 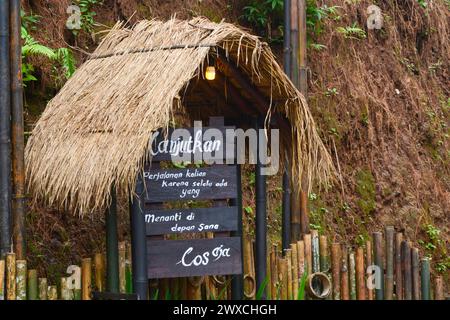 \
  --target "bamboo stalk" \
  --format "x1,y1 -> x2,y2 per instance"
15,260 -> 26,300
291,243 -> 299,299
348,251 -> 356,300
27,270 -> 38,300
61,277 -> 72,300
355,247 -> 366,300
319,235 -> 330,273
340,246 -> 349,300
94,253 -> 105,292
38,278 -> 47,300
365,240 -> 374,300
433,276 -> 444,300
286,249 -> 293,299
266,248 -> 271,300
411,247 -> 420,300
270,246 -> 278,300
278,258 -> 288,300
303,234 -> 312,276
331,243 -> 341,300
187,276 -> 203,300
0,259 -> 4,300
385,226 -> 394,300
402,241 -> 412,300
119,241 -> 126,293
47,285 -> 57,300
297,240 -> 305,280
170,278 -> 180,300
81,258 -> 92,300
394,233 -> 403,300
311,230 -> 320,273
420,258 -> 431,300
373,232 -> 384,300
6,253 -> 16,300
